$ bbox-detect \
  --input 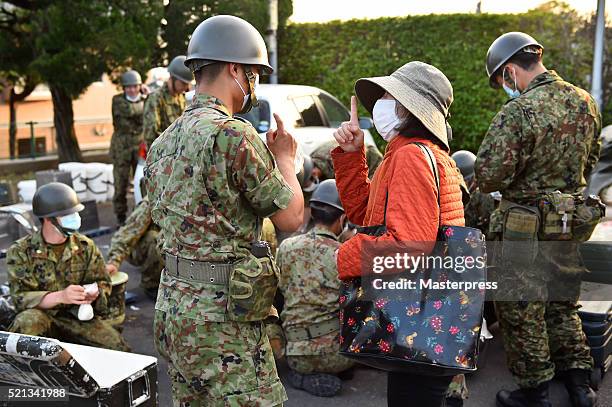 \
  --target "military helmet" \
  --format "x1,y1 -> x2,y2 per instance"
185,15 -> 273,74
168,55 -> 194,83
309,179 -> 343,212
121,70 -> 142,87
32,182 -> 84,218
297,155 -> 314,189
452,150 -> 477,180
486,32 -> 543,88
